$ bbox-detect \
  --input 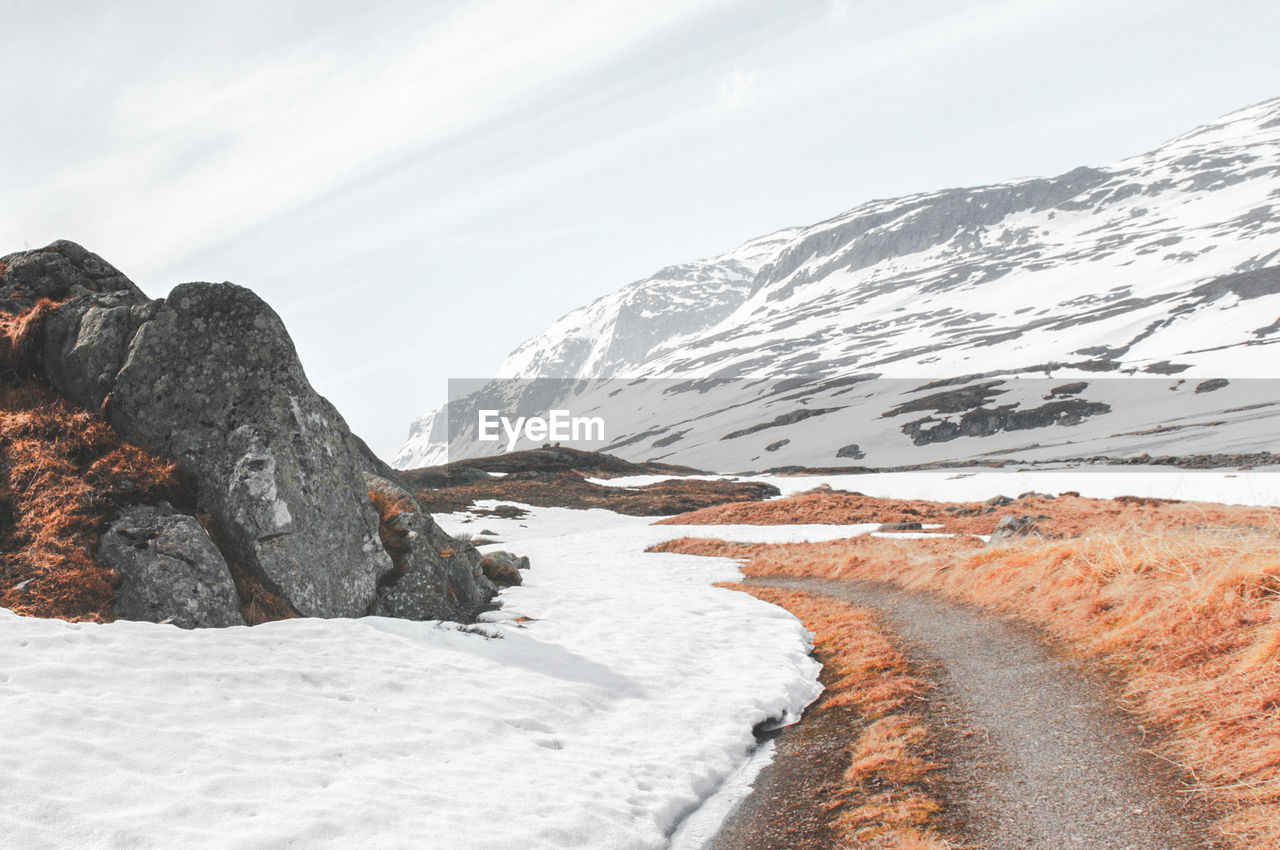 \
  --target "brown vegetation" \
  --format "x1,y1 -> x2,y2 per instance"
0,302 -> 196,621
659,485 -> 1280,539
721,586 -> 951,848
400,445 -> 700,488
414,471 -> 778,516
654,489 -> 1280,847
